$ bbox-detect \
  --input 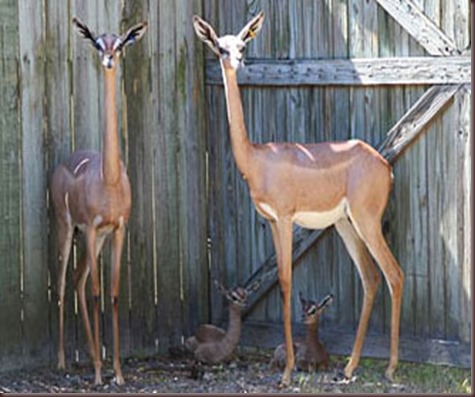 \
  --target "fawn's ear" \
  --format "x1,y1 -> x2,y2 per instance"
193,15 -> 220,56
317,294 -> 334,313
237,11 -> 265,44
119,21 -> 148,49
213,279 -> 228,296
72,17 -> 97,46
